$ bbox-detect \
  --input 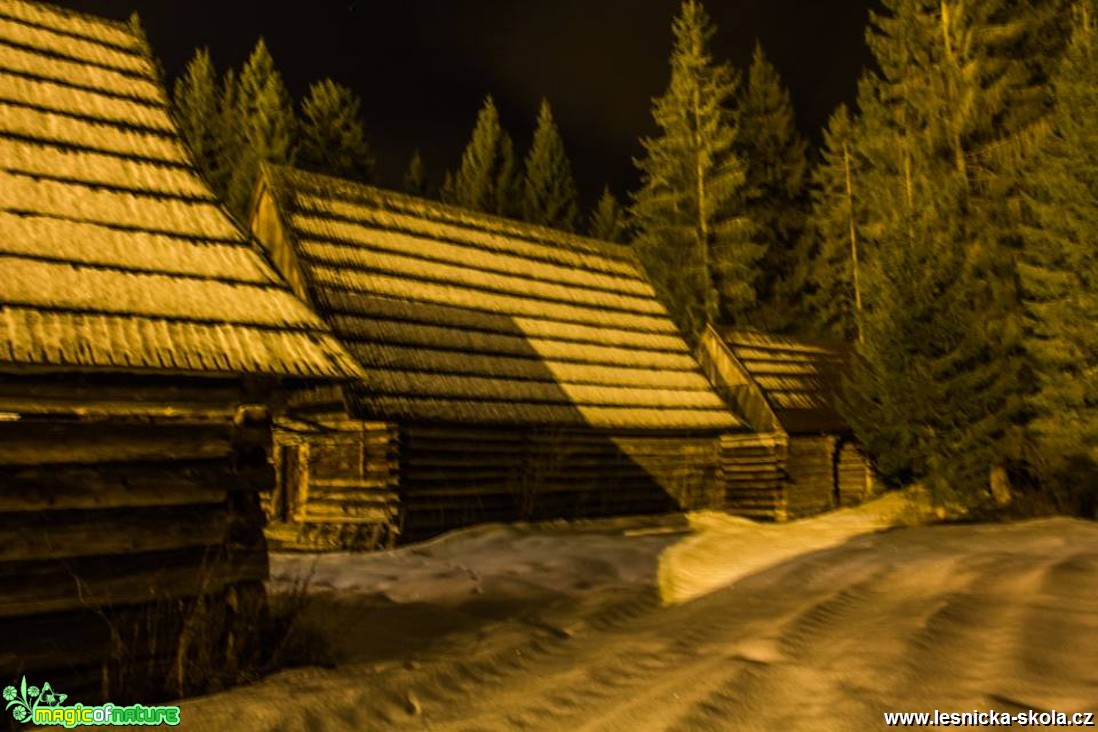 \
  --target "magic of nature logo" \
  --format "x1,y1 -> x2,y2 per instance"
4,676 -> 180,727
